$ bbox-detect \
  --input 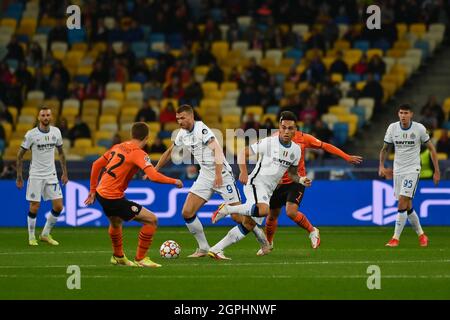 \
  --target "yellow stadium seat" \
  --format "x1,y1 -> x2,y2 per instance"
74,138 -> 93,148
211,41 -> 229,60
344,49 -> 363,61
95,130 -> 114,141
222,114 -> 240,123
21,107 -> 38,117
221,82 -> 238,92
7,107 -> 18,124
410,23 -> 426,37
106,91 -> 125,101
52,50 -> 66,60
202,81 -> 219,92
99,115 -> 117,125
261,114 -> 277,124
82,99 -> 100,114
367,49 -> 383,60
329,105 -> 348,115
147,122 -> 161,134
396,23 -> 407,39
163,122 -> 179,132
334,40 -> 351,50
194,66 -> 209,76
331,73 -> 343,83
204,91 -> 225,100
1,18 -> 18,29
8,139 -> 23,149
393,40 -> 411,50
245,106 -> 264,117
76,66 -> 93,76
437,153 -> 448,160
336,114 -> 358,137
72,43 -> 88,52
1,122 -> 12,140
16,123 -> 34,132
125,82 -> 142,92
40,17 -> 56,27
